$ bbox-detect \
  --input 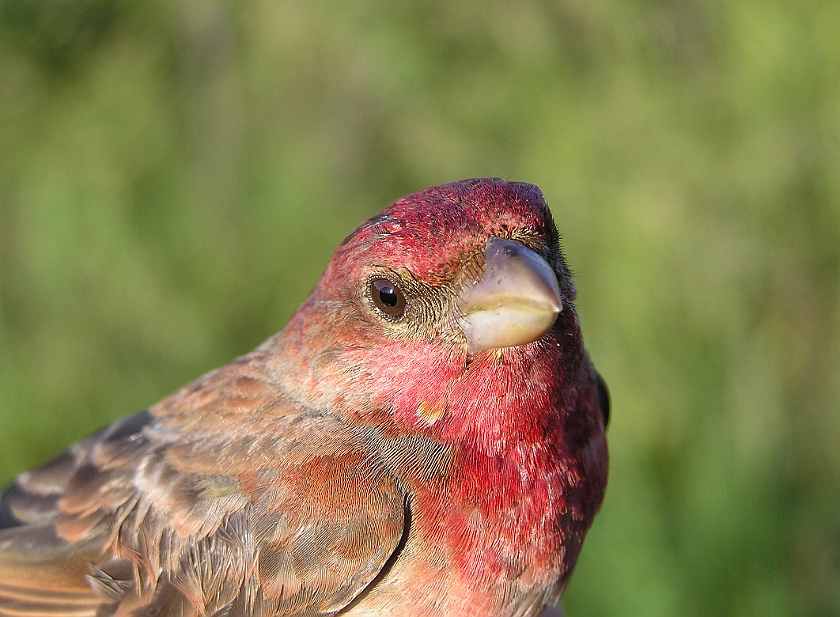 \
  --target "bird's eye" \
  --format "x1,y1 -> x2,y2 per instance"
369,278 -> 406,320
